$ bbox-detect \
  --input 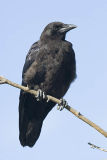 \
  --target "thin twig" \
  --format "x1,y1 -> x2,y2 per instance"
88,142 -> 107,152
0,76 -> 107,138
